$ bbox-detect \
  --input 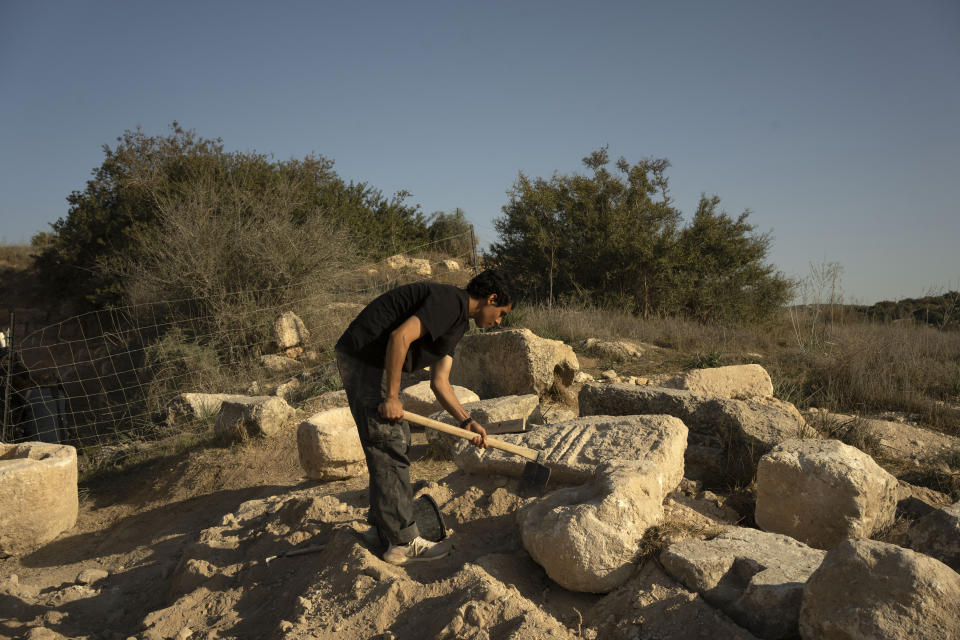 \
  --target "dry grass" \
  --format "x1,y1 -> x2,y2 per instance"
517,303 -> 960,437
